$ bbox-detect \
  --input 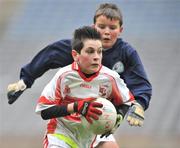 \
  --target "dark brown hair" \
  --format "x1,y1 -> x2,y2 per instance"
94,3 -> 123,26
71,26 -> 101,53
